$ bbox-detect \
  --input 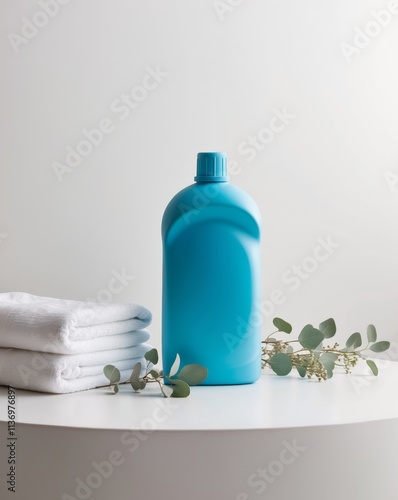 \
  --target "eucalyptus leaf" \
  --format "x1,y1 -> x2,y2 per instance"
370,341 -> 390,353
319,356 -> 335,371
286,345 -> 294,354
313,341 -> 323,353
273,318 -> 292,334
161,384 -> 173,398
268,353 -> 292,376
144,348 -> 159,365
296,365 -> 307,378
177,364 -> 208,385
298,325 -> 324,350
131,379 -> 146,392
131,361 -> 141,378
320,352 -> 339,363
171,379 -> 191,398
113,384 -> 119,394
346,332 -> 362,350
103,365 -> 121,384
130,362 -> 142,391
319,318 -> 337,339
320,353 -> 338,378
169,353 -> 181,377
366,359 -> 378,376
150,369 -> 160,379
313,350 -> 321,359
367,325 -> 377,343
